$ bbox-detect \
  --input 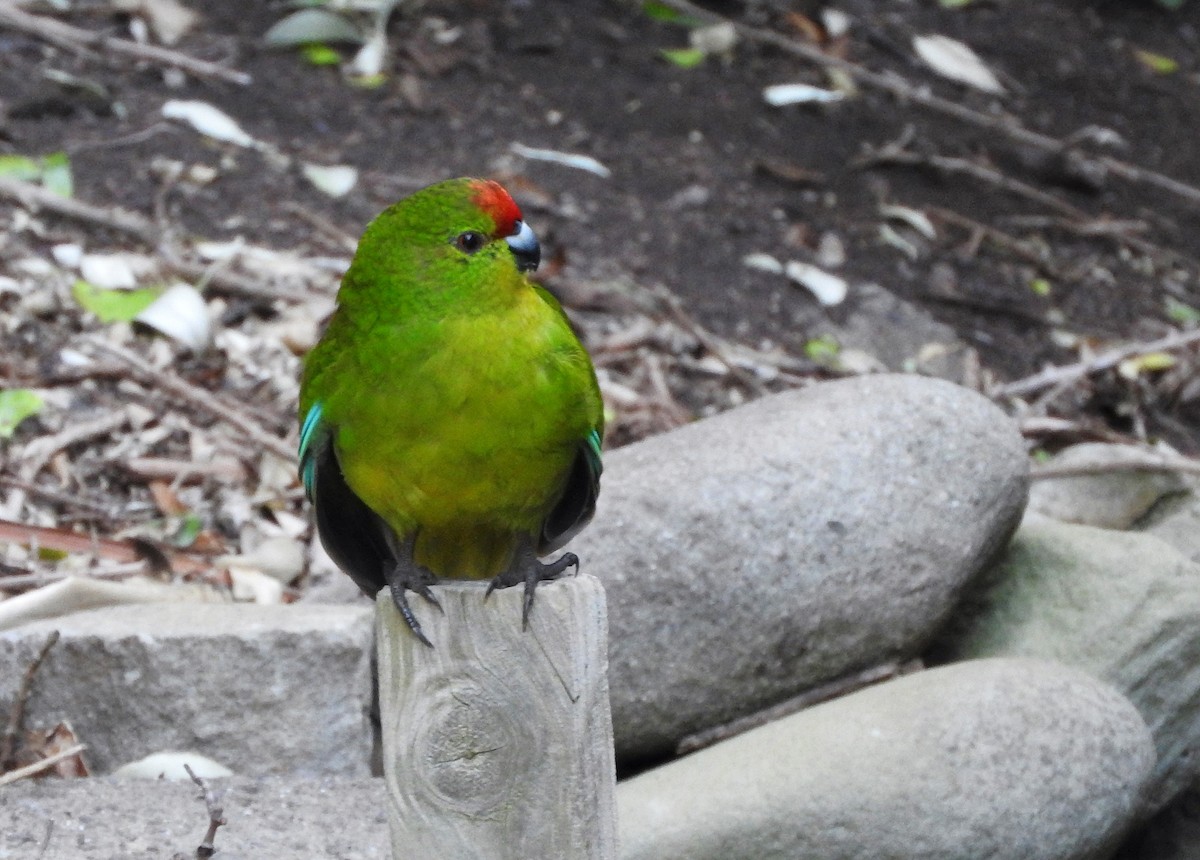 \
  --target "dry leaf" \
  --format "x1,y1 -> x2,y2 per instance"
913,34 -> 1005,94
